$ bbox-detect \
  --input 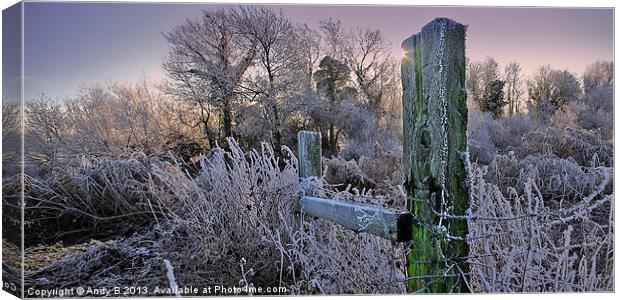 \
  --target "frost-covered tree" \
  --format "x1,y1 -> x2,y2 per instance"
466,60 -> 483,108
232,6 -> 306,156
468,57 -> 506,117
481,79 -> 506,118
162,8 -> 258,147
582,60 -> 613,93
25,96 -> 68,167
312,56 -> 357,155
571,61 -> 614,140
550,70 -> 581,104
527,65 -> 581,117
314,56 -> 352,103
296,23 -> 322,88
